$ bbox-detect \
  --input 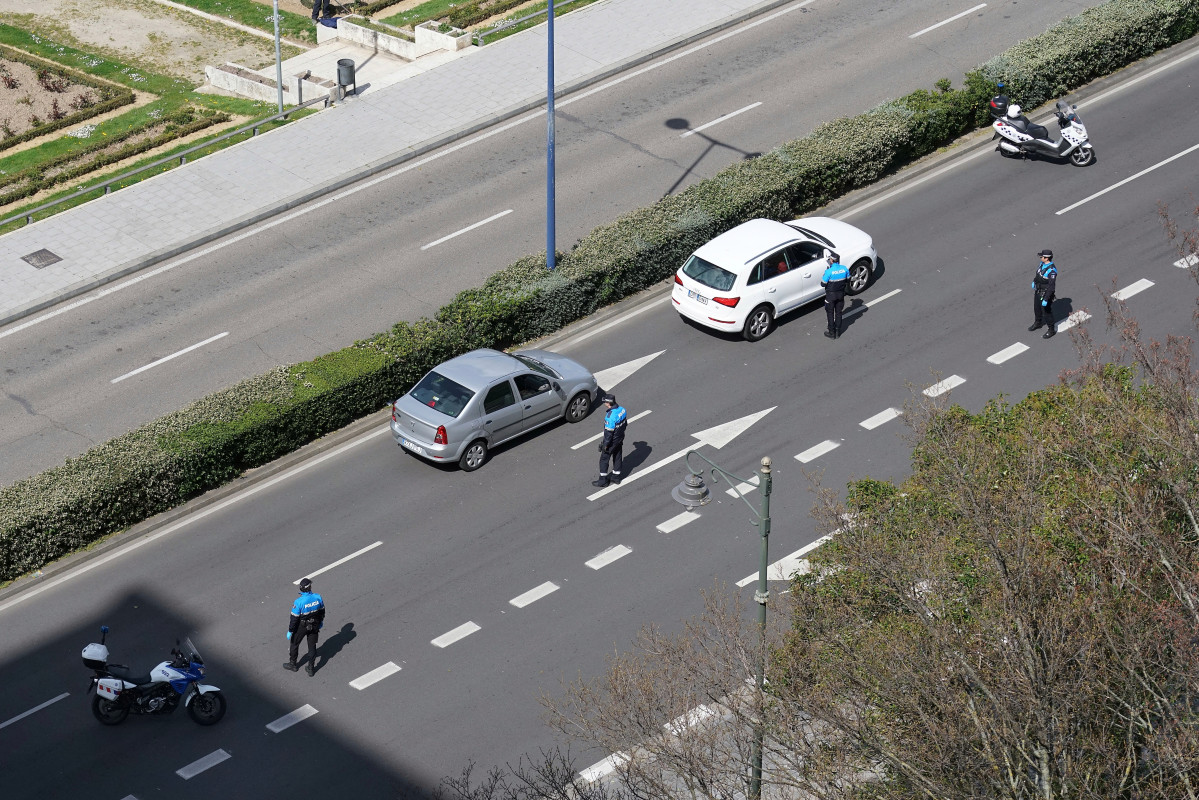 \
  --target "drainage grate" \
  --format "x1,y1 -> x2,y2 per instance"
21,248 -> 62,269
